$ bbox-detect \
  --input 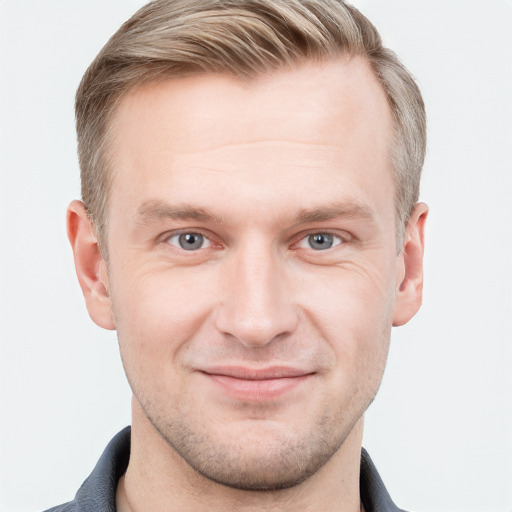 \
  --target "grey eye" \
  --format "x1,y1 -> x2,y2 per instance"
299,233 -> 342,251
308,233 -> 333,250
168,233 -> 209,251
